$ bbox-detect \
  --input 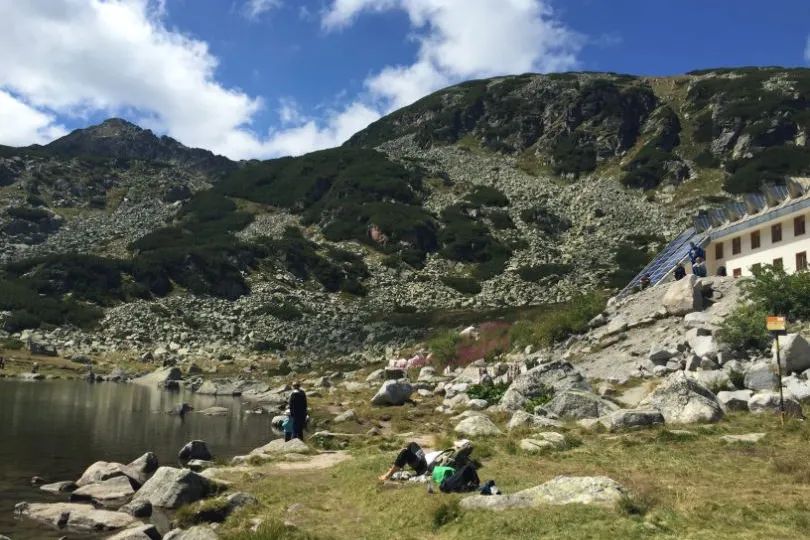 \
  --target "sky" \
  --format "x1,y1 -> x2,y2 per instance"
1,0 -> 810,160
